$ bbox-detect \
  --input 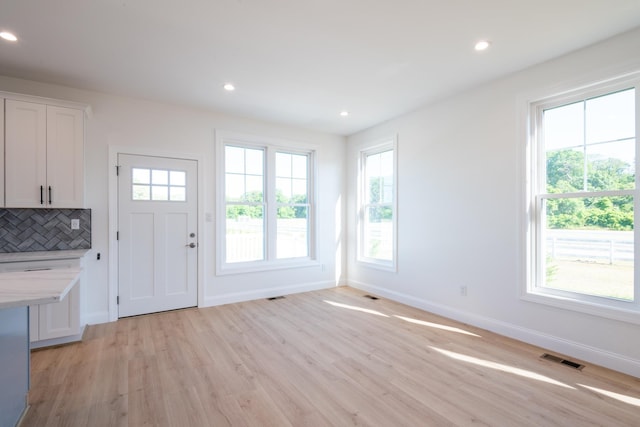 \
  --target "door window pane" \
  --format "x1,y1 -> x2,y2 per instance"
170,171 -> 186,186
132,168 -> 150,184
170,186 -> 186,201
131,168 -> 187,202
152,169 -> 168,185
133,185 -> 150,200
152,185 -> 168,201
